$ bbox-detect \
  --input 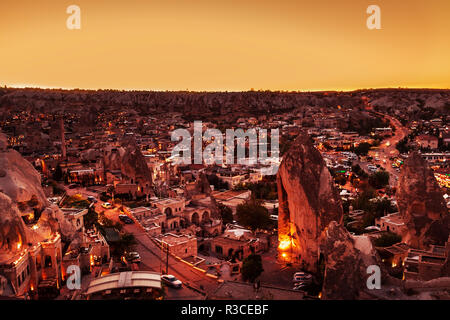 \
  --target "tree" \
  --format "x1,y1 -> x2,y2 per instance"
352,188 -> 377,213
369,170 -> 390,189
53,164 -> 63,181
112,233 -> 137,257
354,142 -> 371,156
217,202 -> 233,225
396,137 -> 409,154
352,164 -> 364,176
333,173 -> 347,186
236,198 -> 272,231
233,181 -> 277,200
241,254 -> 264,282
207,174 -> 229,190
84,206 -> 98,229
374,232 -> 402,247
